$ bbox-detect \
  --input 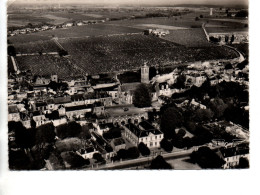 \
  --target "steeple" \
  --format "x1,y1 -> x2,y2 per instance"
141,62 -> 149,84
